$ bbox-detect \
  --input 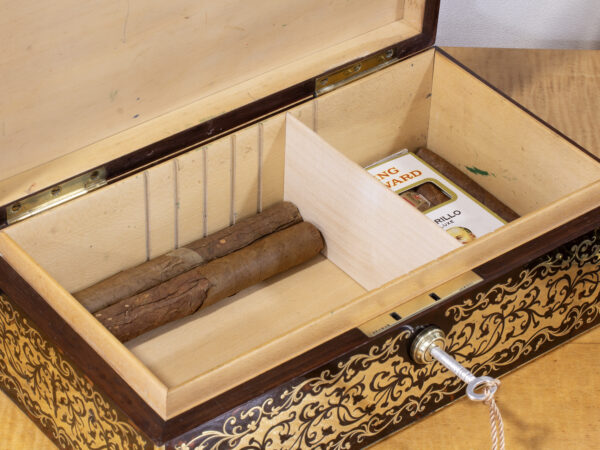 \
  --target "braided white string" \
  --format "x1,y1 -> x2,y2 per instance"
482,380 -> 505,450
